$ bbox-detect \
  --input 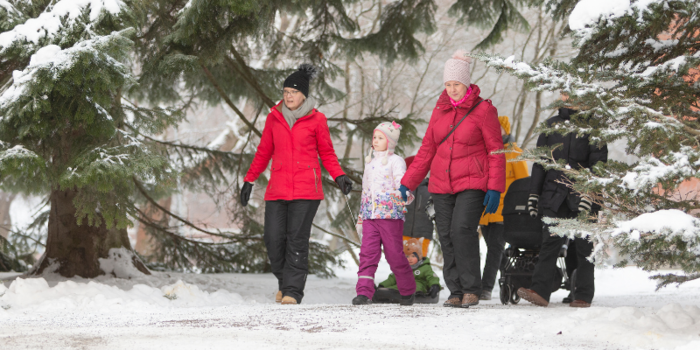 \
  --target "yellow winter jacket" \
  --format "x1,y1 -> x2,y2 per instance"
480,116 -> 529,225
